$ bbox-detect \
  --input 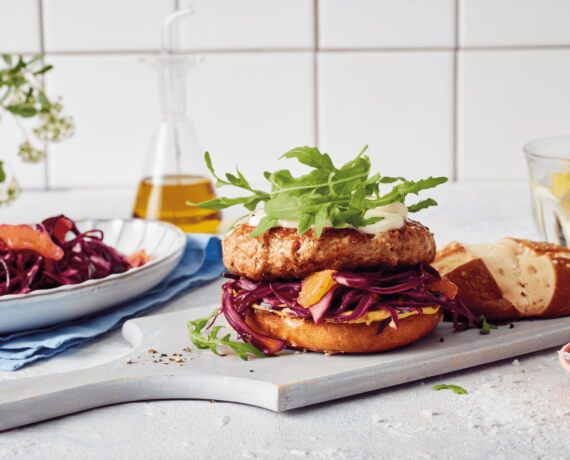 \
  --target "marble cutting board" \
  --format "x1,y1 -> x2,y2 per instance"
0,304 -> 568,431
